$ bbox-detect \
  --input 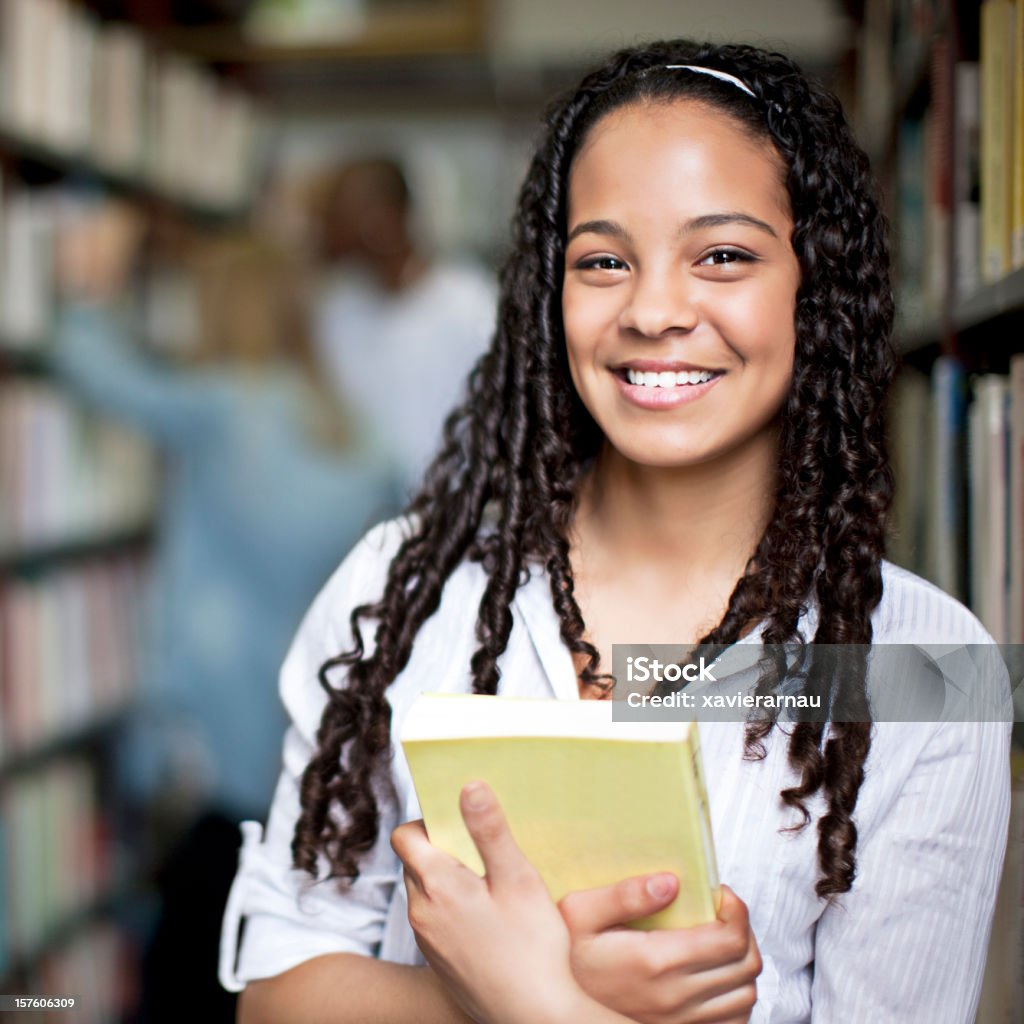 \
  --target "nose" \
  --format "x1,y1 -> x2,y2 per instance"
618,268 -> 699,338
